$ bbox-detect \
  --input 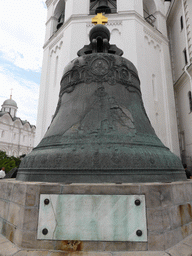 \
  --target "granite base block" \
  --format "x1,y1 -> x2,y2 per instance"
0,179 -> 192,253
